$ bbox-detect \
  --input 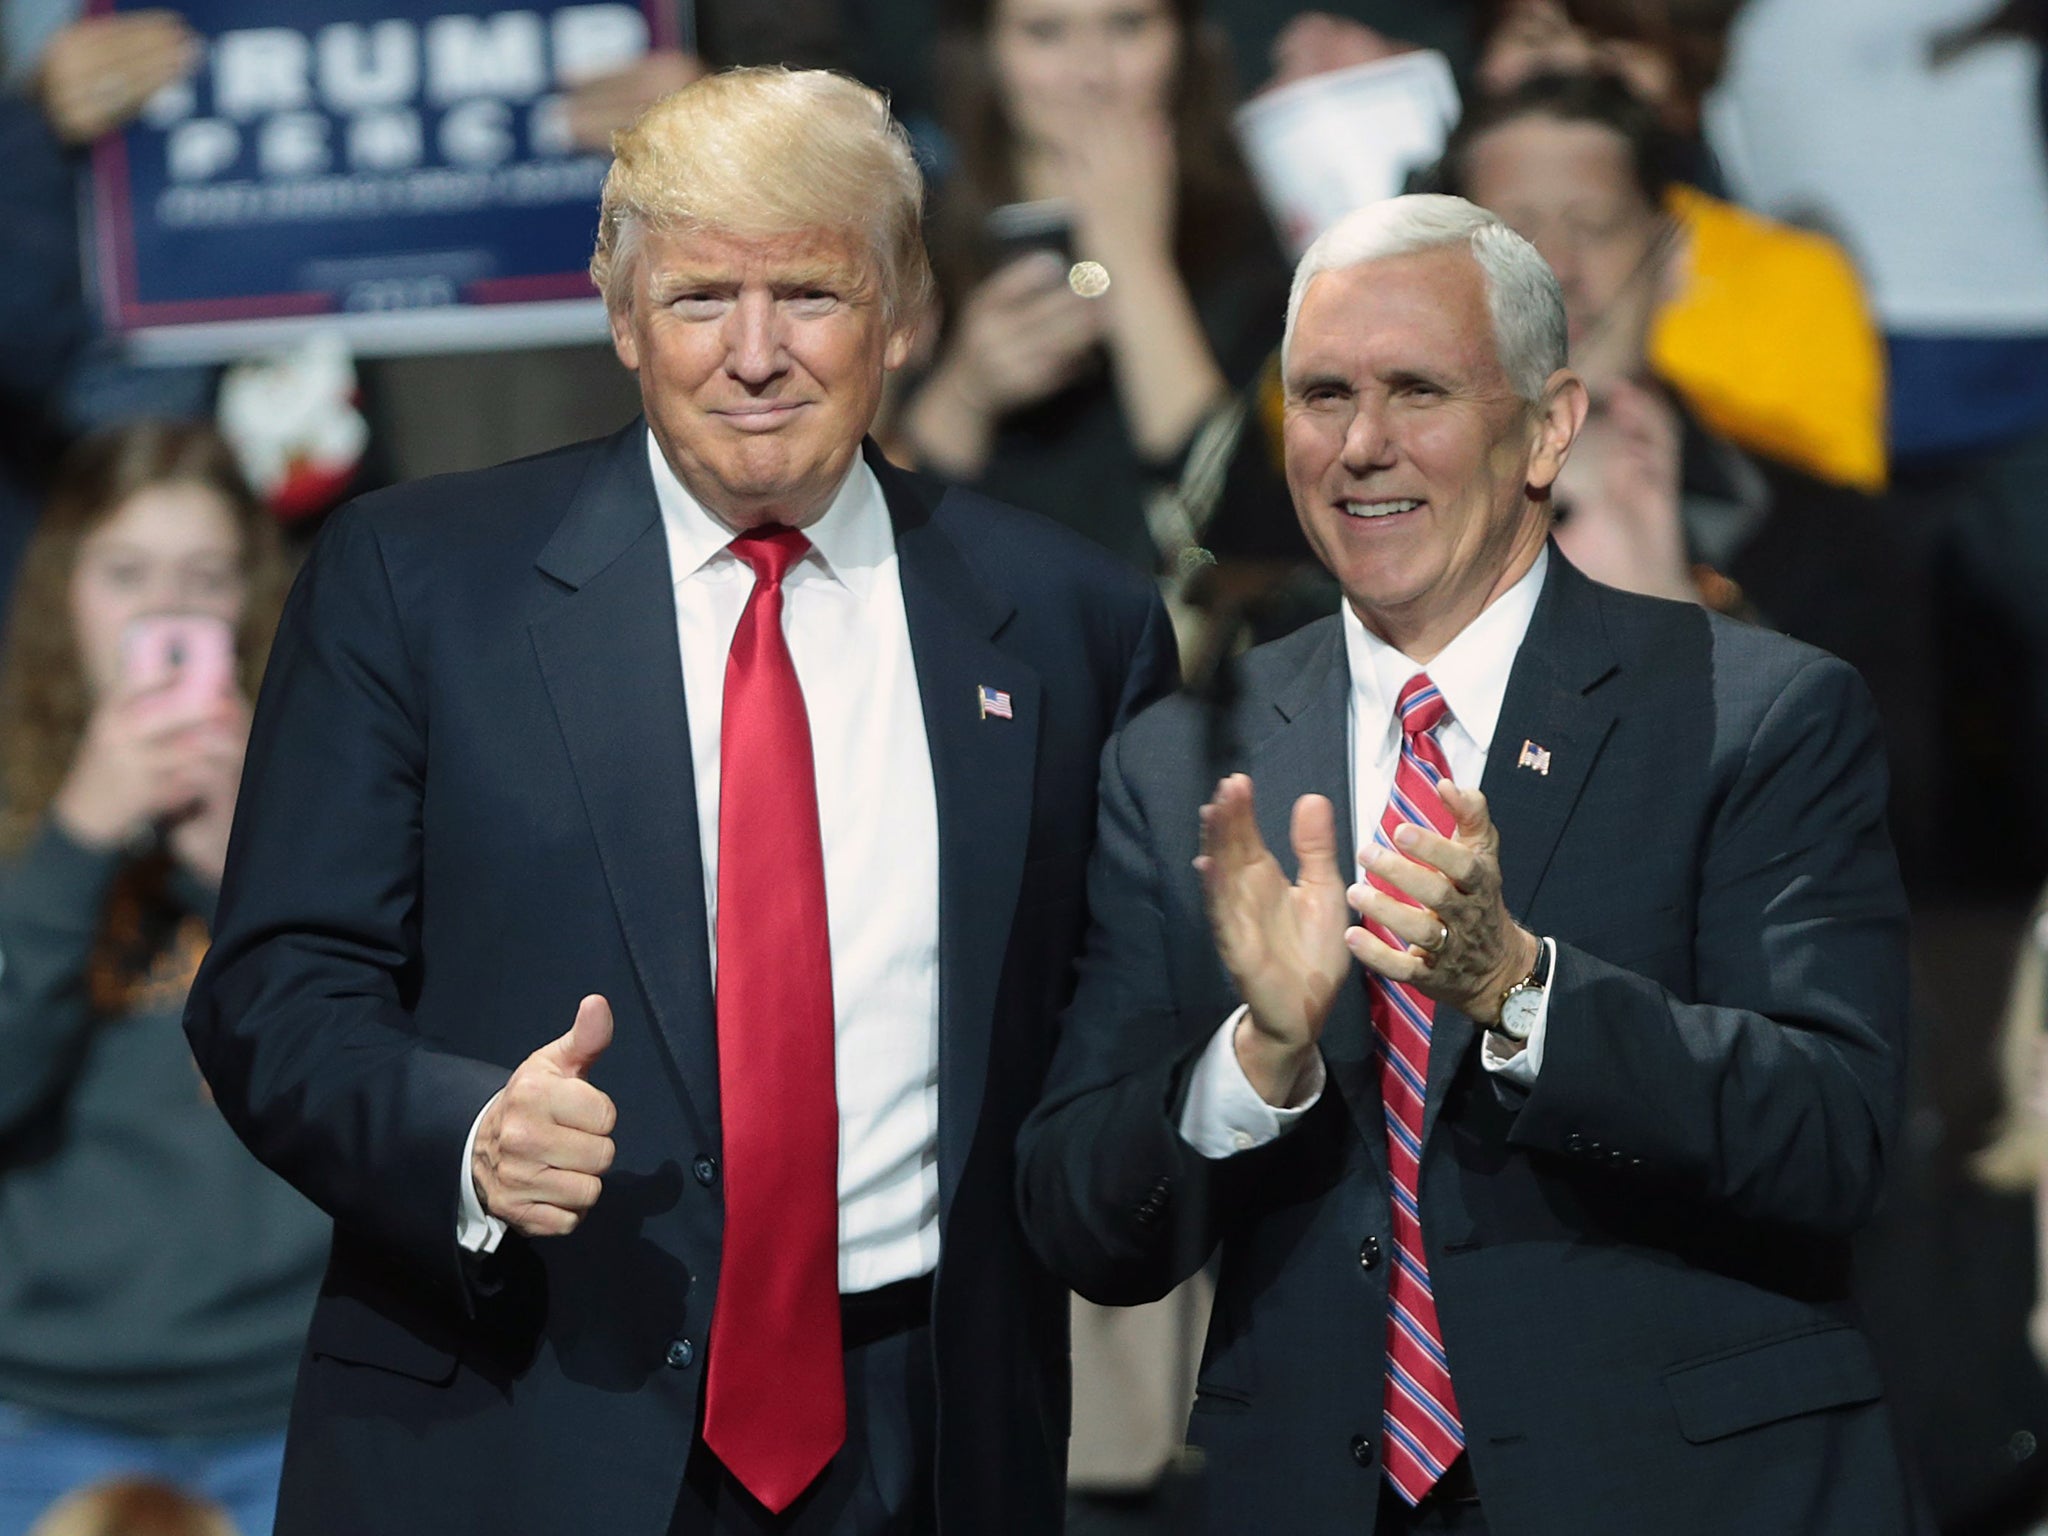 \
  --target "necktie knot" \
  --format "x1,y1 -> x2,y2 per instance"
729,526 -> 811,588
1396,672 -> 1449,740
